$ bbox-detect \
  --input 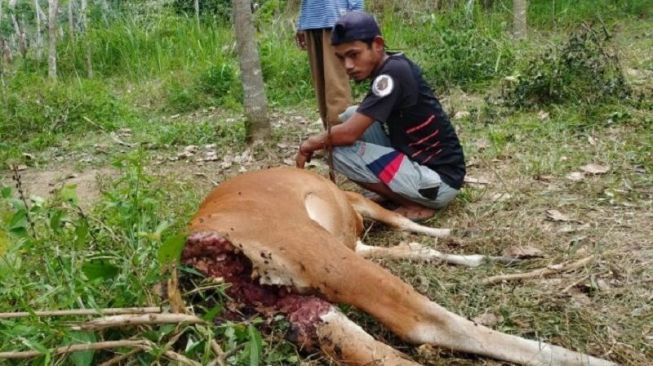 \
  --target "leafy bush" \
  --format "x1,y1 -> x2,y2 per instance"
197,62 -> 243,108
258,34 -> 313,106
163,61 -> 242,113
0,76 -> 132,142
502,24 -> 631,108
420,28 -> 513,91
